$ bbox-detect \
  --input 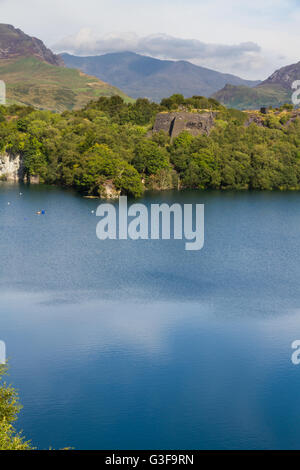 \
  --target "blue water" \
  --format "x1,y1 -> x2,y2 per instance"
1,183 -> 300,450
